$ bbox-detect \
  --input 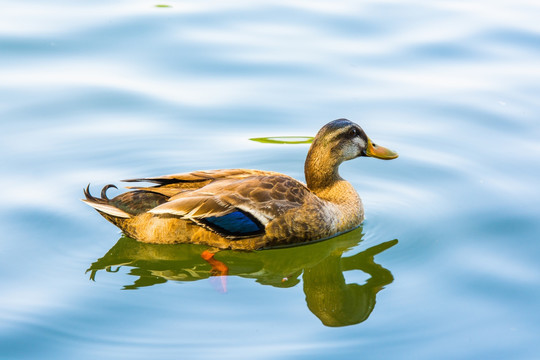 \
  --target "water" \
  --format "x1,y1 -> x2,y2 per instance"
1,0 -> 540,359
